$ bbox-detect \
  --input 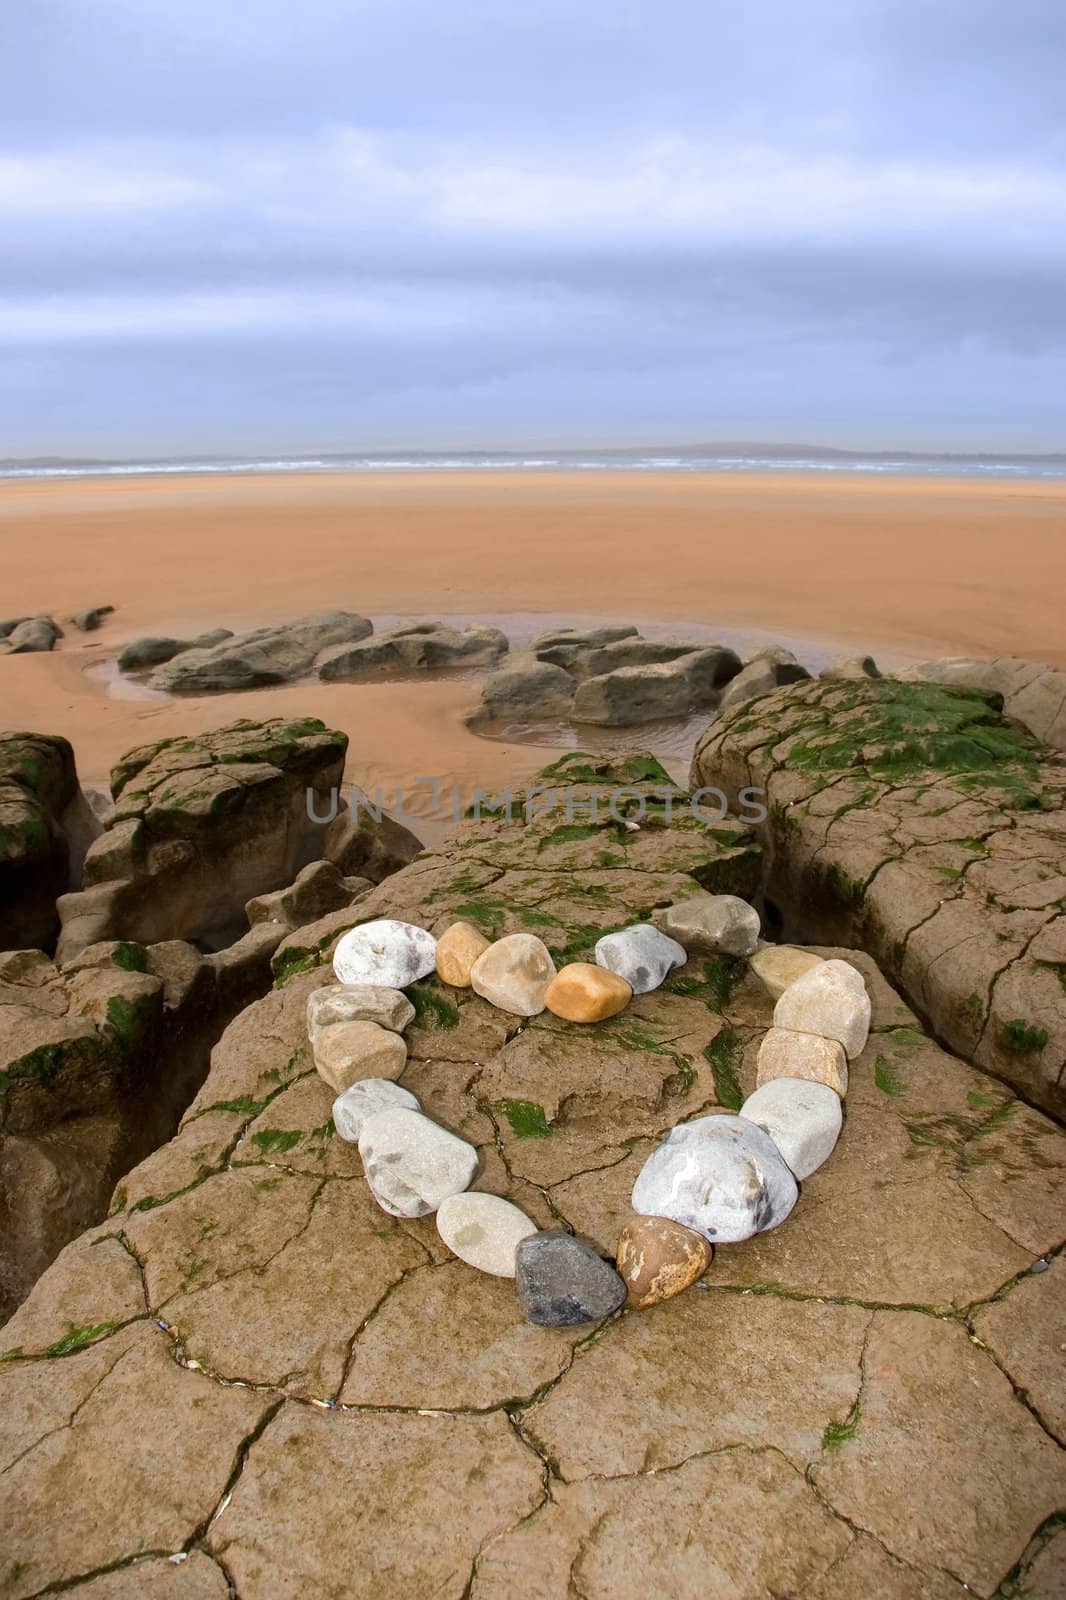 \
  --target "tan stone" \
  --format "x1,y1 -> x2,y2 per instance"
756,1025 -> 848,1095
749,943 -> 824,1000
435,919 -> 491,986
615,1215 -> 713,1307
544,962 -> 632,1022
470,932 -> 557,1016
64,1553 -> 230,1599
312,1018 -> 407,1091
